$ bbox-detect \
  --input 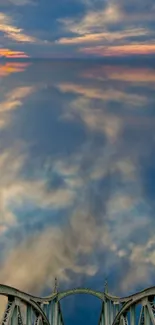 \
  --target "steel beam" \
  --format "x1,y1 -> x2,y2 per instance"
130,305 -> 135,325
26,305 -> 32,325
11,306 -> 18,325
